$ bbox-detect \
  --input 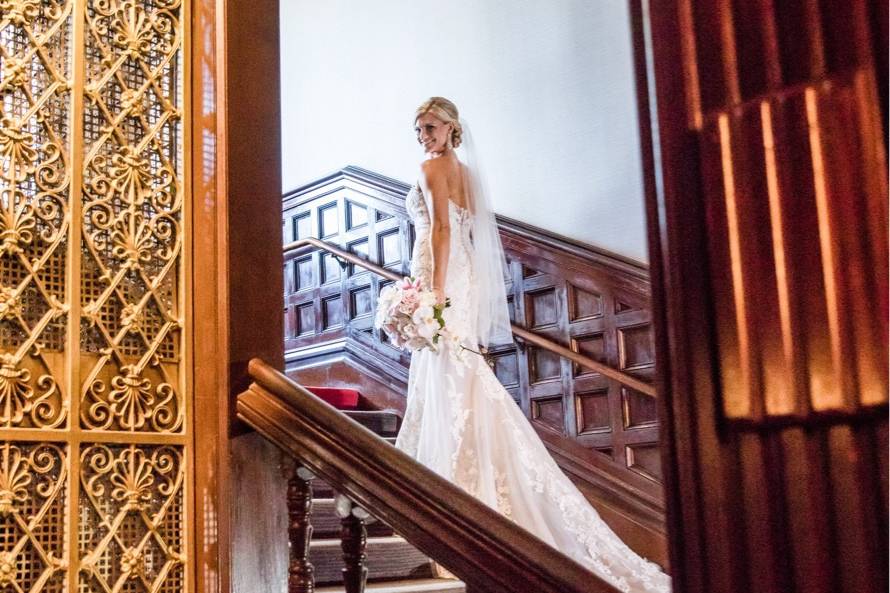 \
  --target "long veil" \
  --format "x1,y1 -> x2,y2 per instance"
457,119 -> 513,347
